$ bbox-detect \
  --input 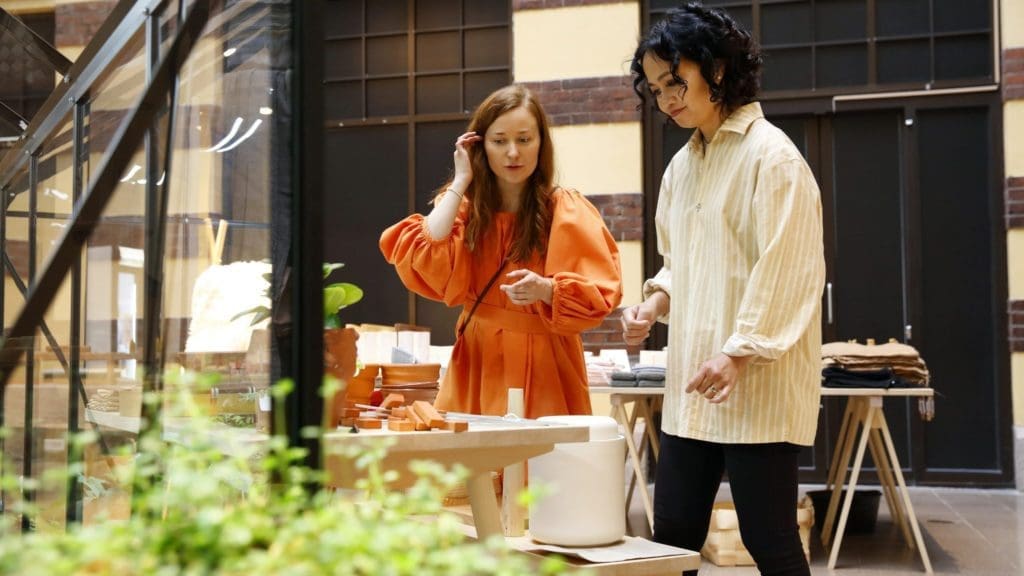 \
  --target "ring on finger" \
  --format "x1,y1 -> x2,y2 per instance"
708,385 -> 718,394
